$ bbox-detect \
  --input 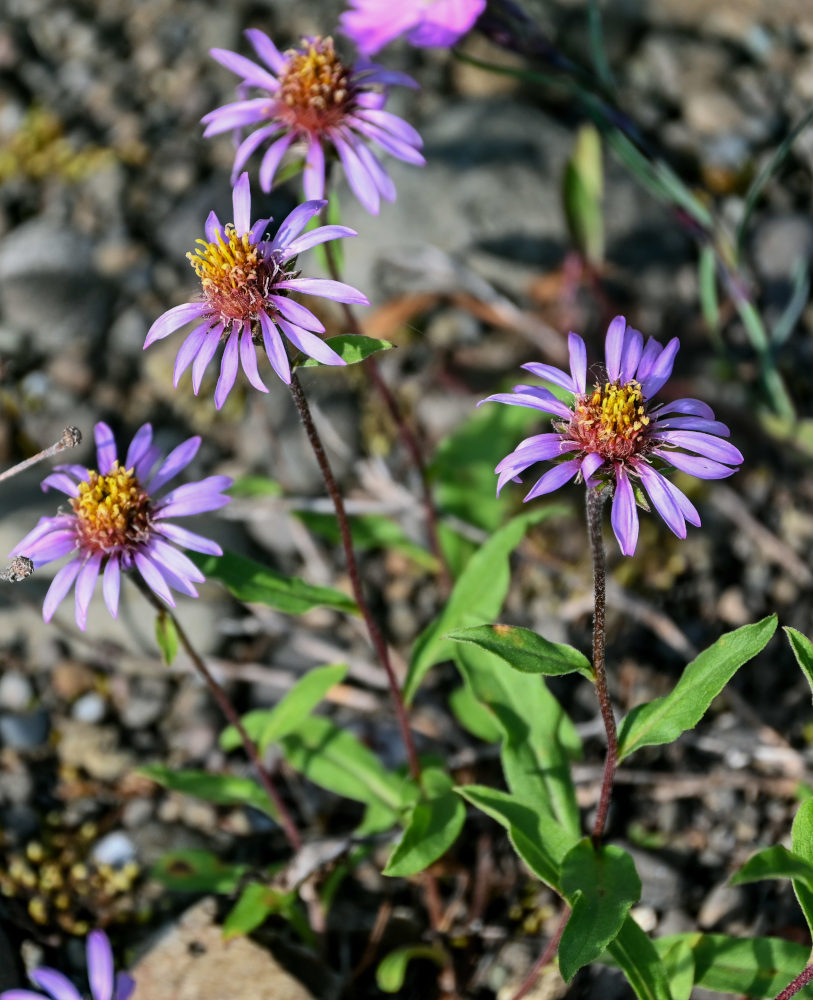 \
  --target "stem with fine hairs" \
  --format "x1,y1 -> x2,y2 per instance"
136,580 -> 302,852
288,372 -> 422,781
773,964 -> 813,1000
508,905 -> 570,1000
